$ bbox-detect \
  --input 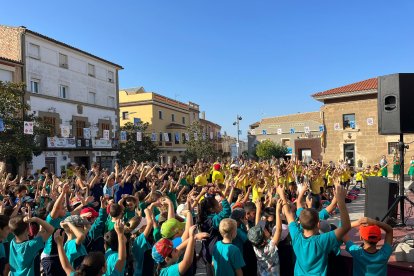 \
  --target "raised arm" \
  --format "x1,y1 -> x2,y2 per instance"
27,216 -> 54,242
272,199 -> 283,245
178,225 -> 196,275
276,185 -> 295,224
54,231 -> 74,276
62,221 -> 86,245
333,182 -> 351,241
51,182 -> 69,219
114,219 -> 127,273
